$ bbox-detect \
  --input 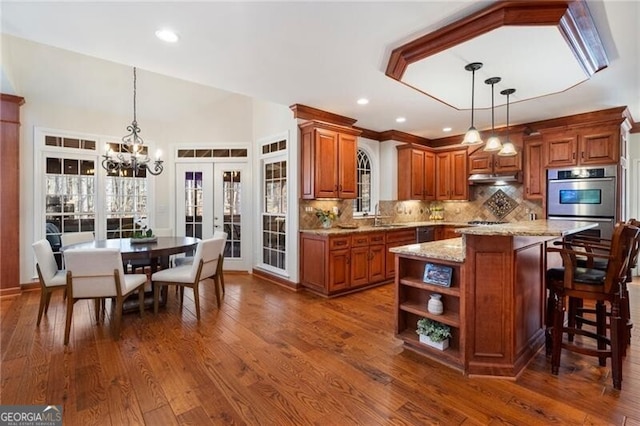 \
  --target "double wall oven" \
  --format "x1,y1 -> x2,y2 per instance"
547,165 -> 617,239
